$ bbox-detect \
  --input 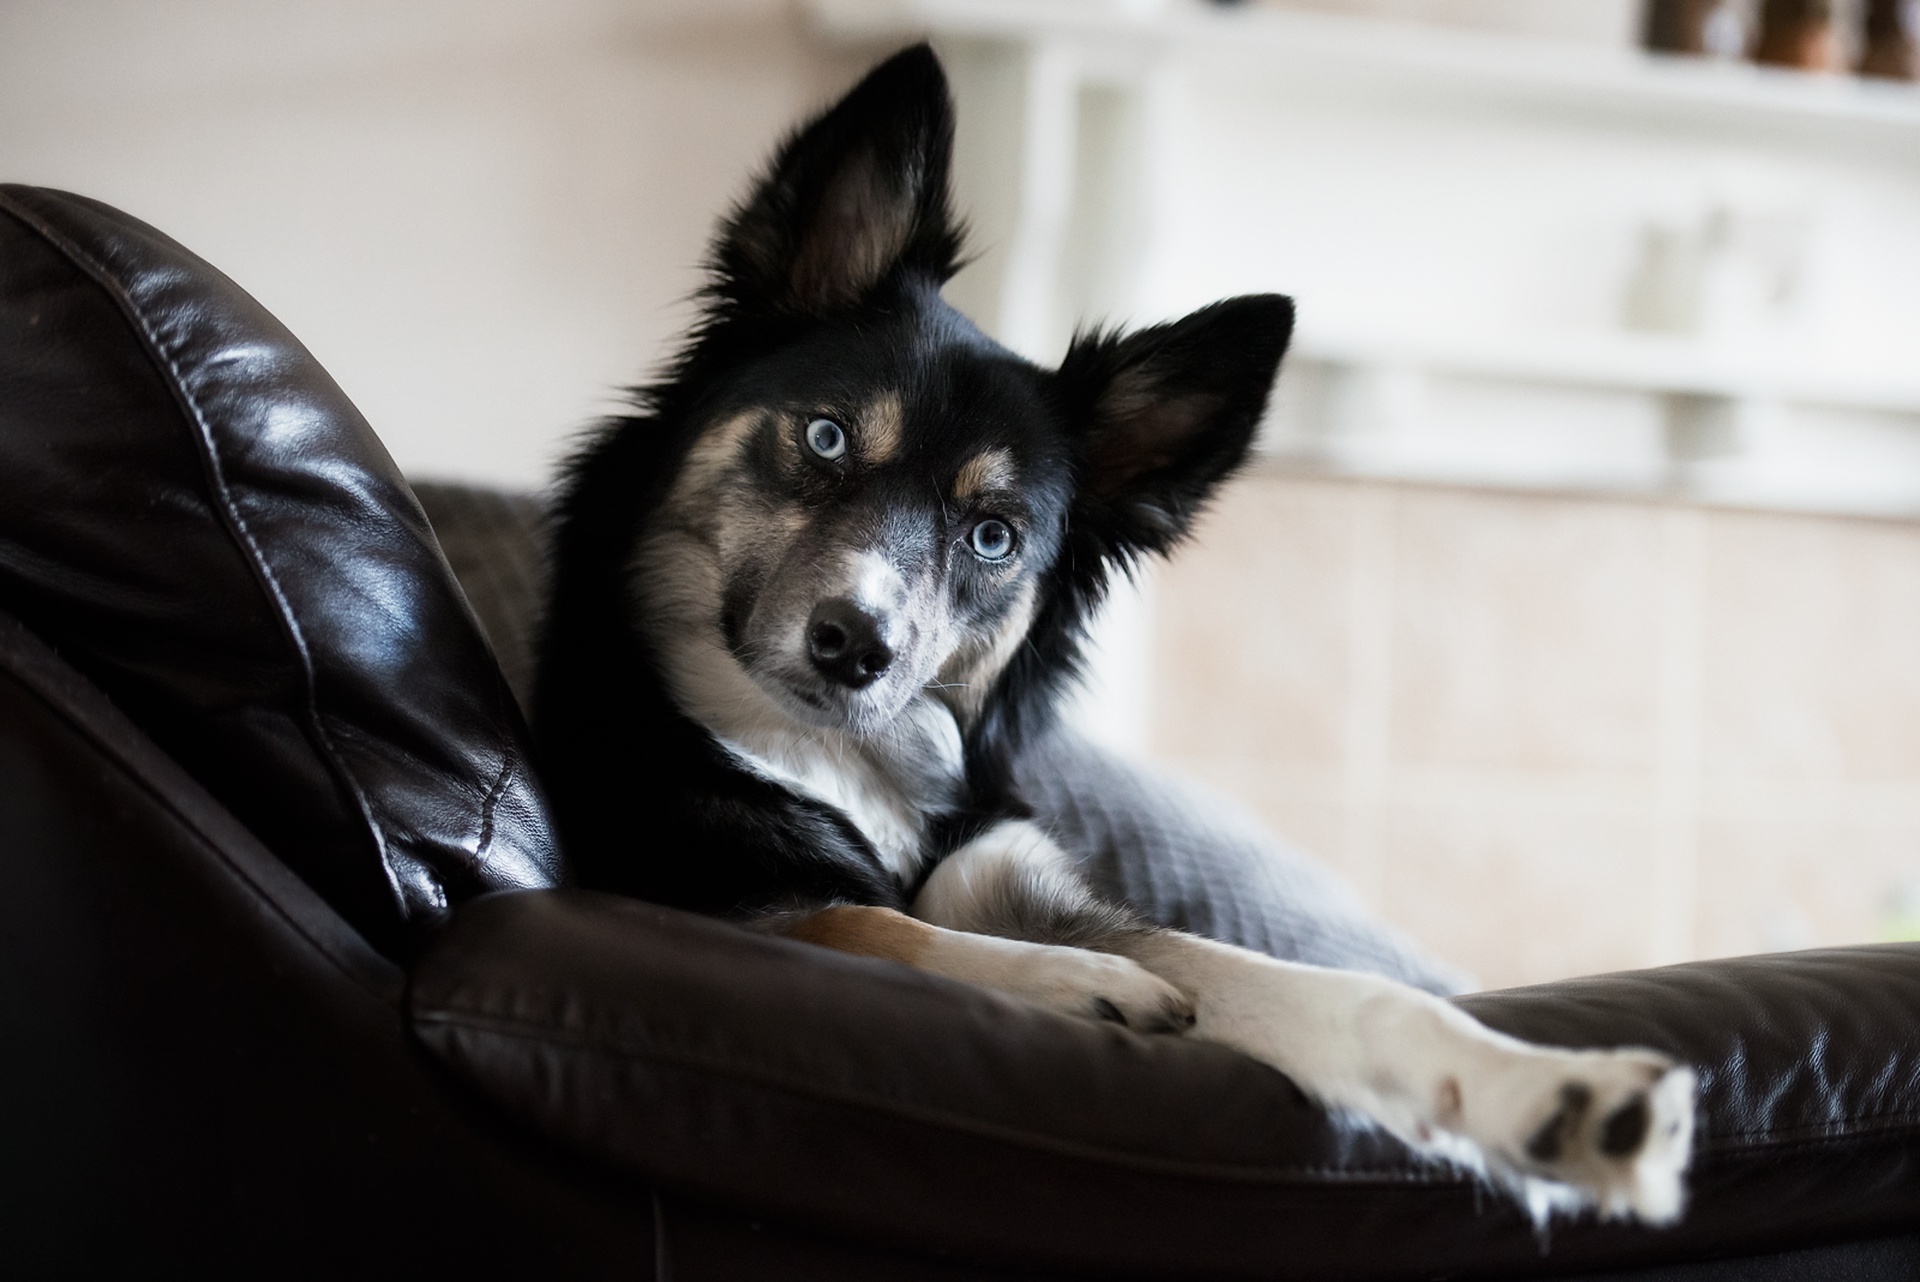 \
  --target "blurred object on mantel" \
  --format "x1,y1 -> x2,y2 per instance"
1754,0 -> 1842,69
1643,0 -> 1752,57
1860,0 -> 1920,78
1250,0 -> 1640,47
